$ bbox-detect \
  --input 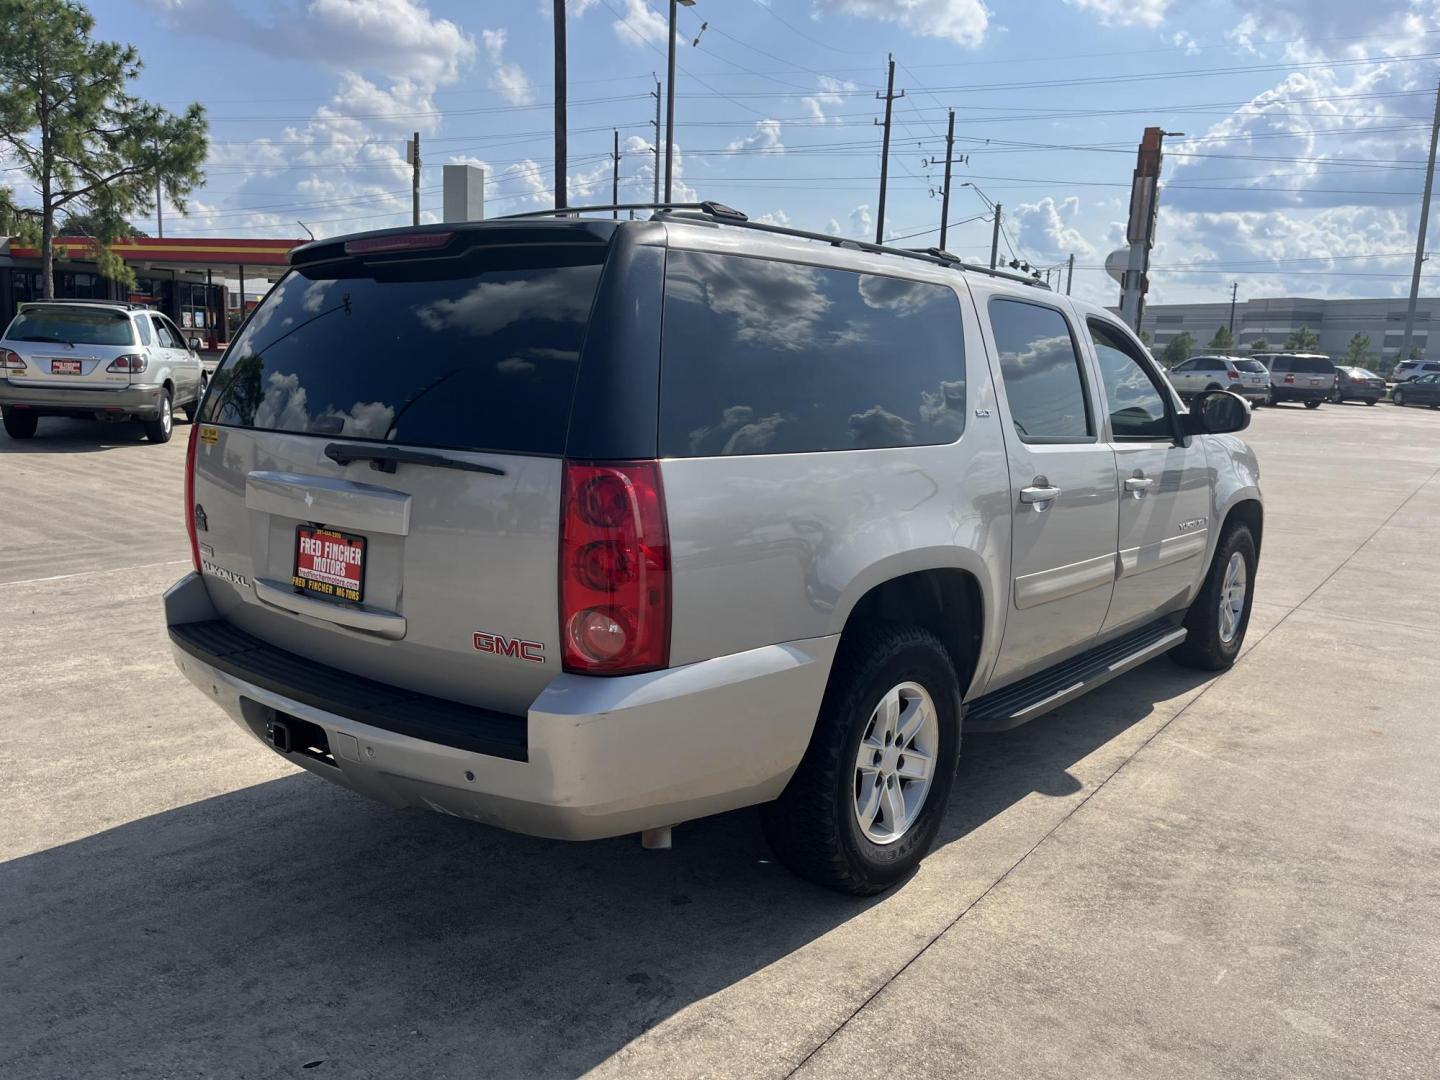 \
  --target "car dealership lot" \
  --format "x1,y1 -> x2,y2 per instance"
3,404 -> 1439,1079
